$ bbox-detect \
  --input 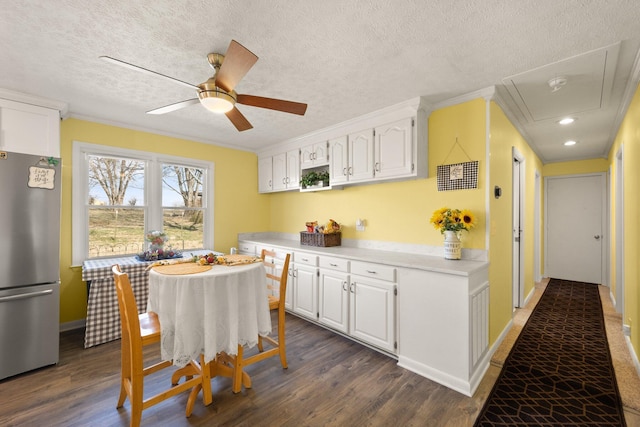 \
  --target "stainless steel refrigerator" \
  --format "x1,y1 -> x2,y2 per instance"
0,150 -> 61,380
